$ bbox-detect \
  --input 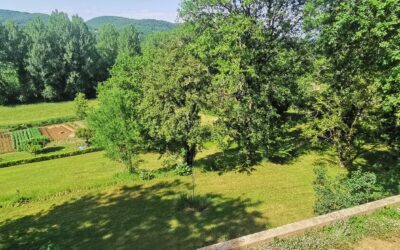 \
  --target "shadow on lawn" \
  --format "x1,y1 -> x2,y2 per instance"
196,148 -> 257,174
0,180 -> 268,250
357,149 -> 400,194
40,146 -> 65,154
